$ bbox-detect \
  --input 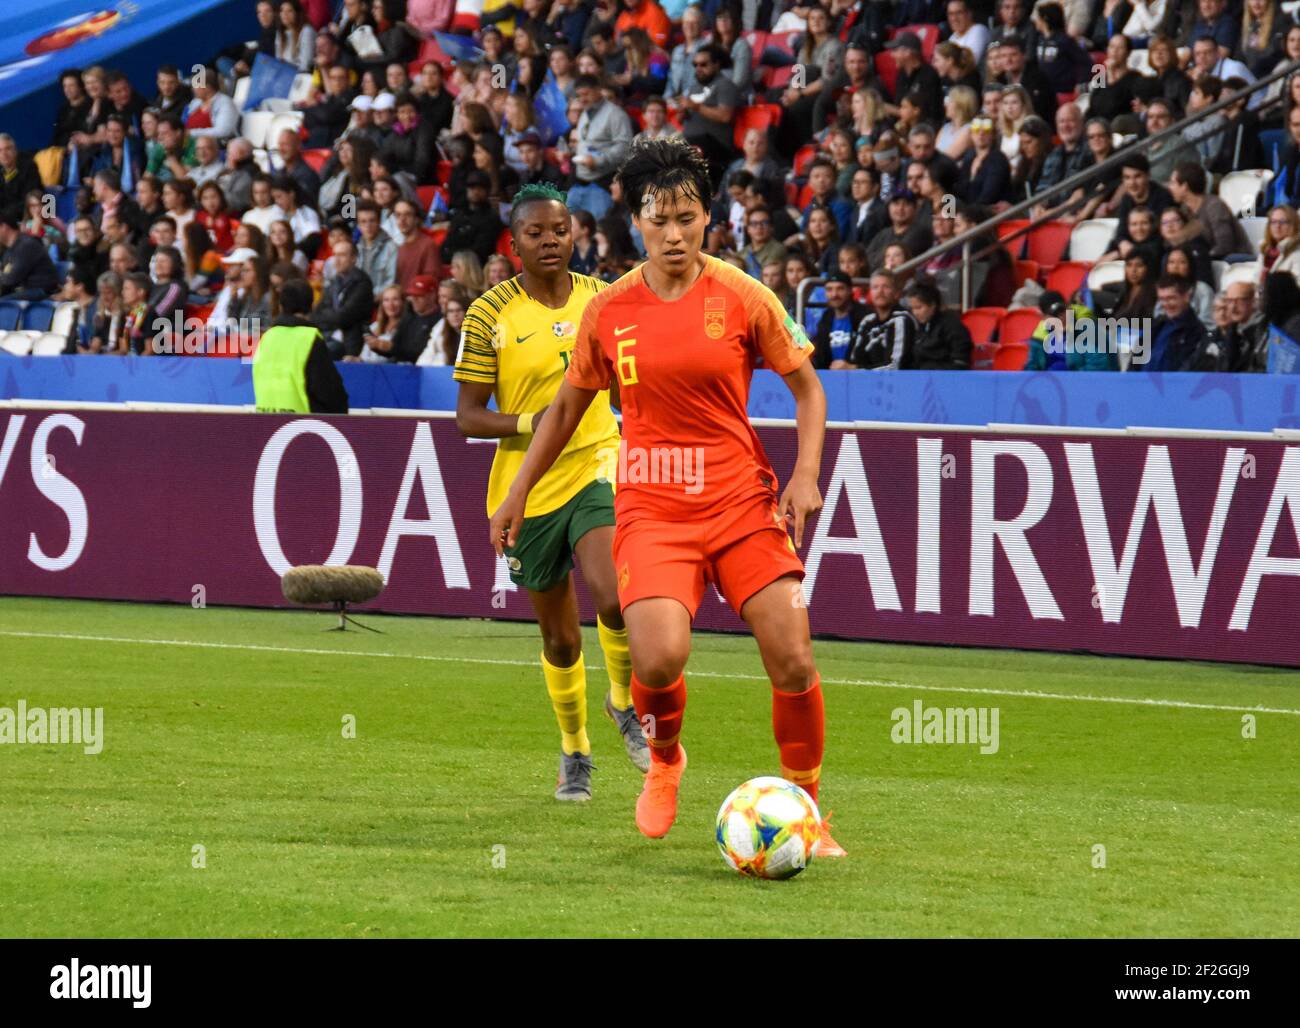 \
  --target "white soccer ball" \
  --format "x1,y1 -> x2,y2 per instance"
715,776 -> 821,880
